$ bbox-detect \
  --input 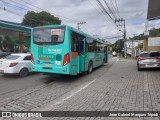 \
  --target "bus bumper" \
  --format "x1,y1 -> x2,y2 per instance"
32,64 -> 70,75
